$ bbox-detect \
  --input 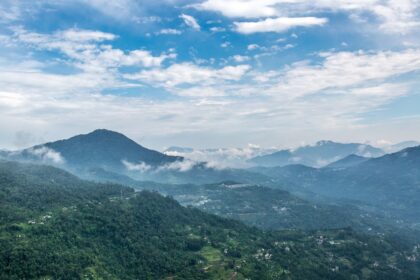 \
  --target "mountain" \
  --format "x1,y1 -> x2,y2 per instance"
6,130 -> 271,185
326,146 -> 420,220
1,160 -> 419,279
384,141 -> 420,153
0,149 -> 8,159
249,140 -> 384,168
11,129 -> 182,171
249,149 -> 293,167
326,154 -> 369,169
257,146 -> 420,224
